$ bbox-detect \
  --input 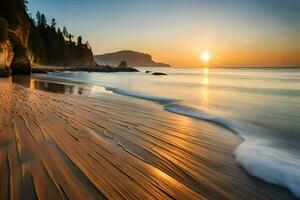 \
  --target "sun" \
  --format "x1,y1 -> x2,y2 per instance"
200,52 -> 211,63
